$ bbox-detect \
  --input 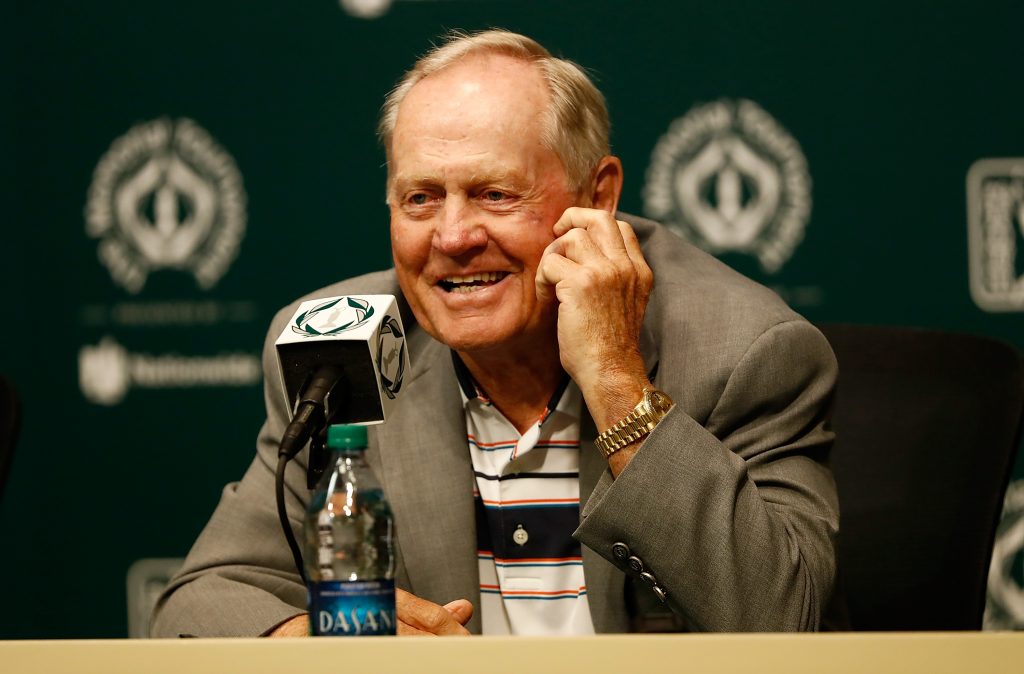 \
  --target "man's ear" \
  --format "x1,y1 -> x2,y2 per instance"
588,156 -> 624,214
